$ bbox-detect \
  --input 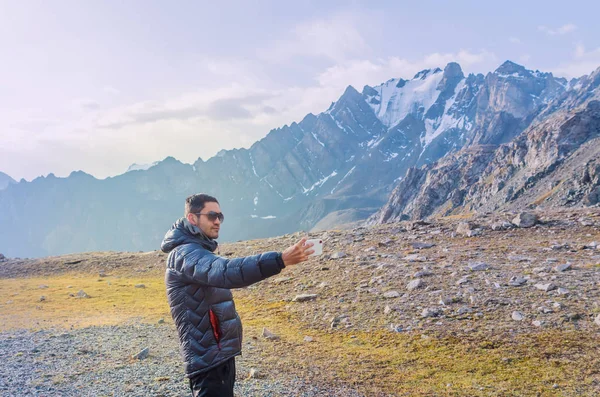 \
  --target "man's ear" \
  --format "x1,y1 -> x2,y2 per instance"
186,213 -> 196,225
